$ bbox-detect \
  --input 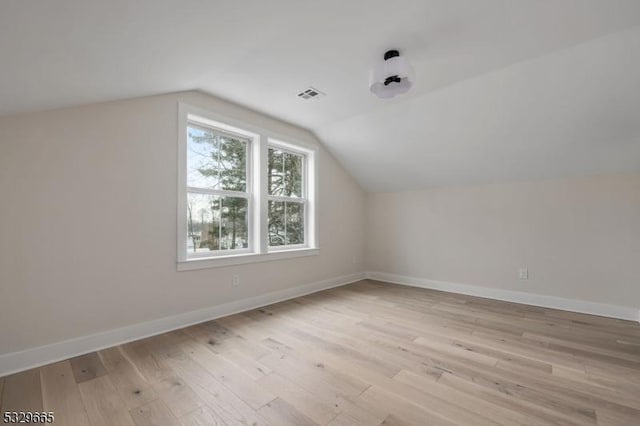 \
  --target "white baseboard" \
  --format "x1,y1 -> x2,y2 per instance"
0,272 -> 365,377
366,271 -> 640,322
